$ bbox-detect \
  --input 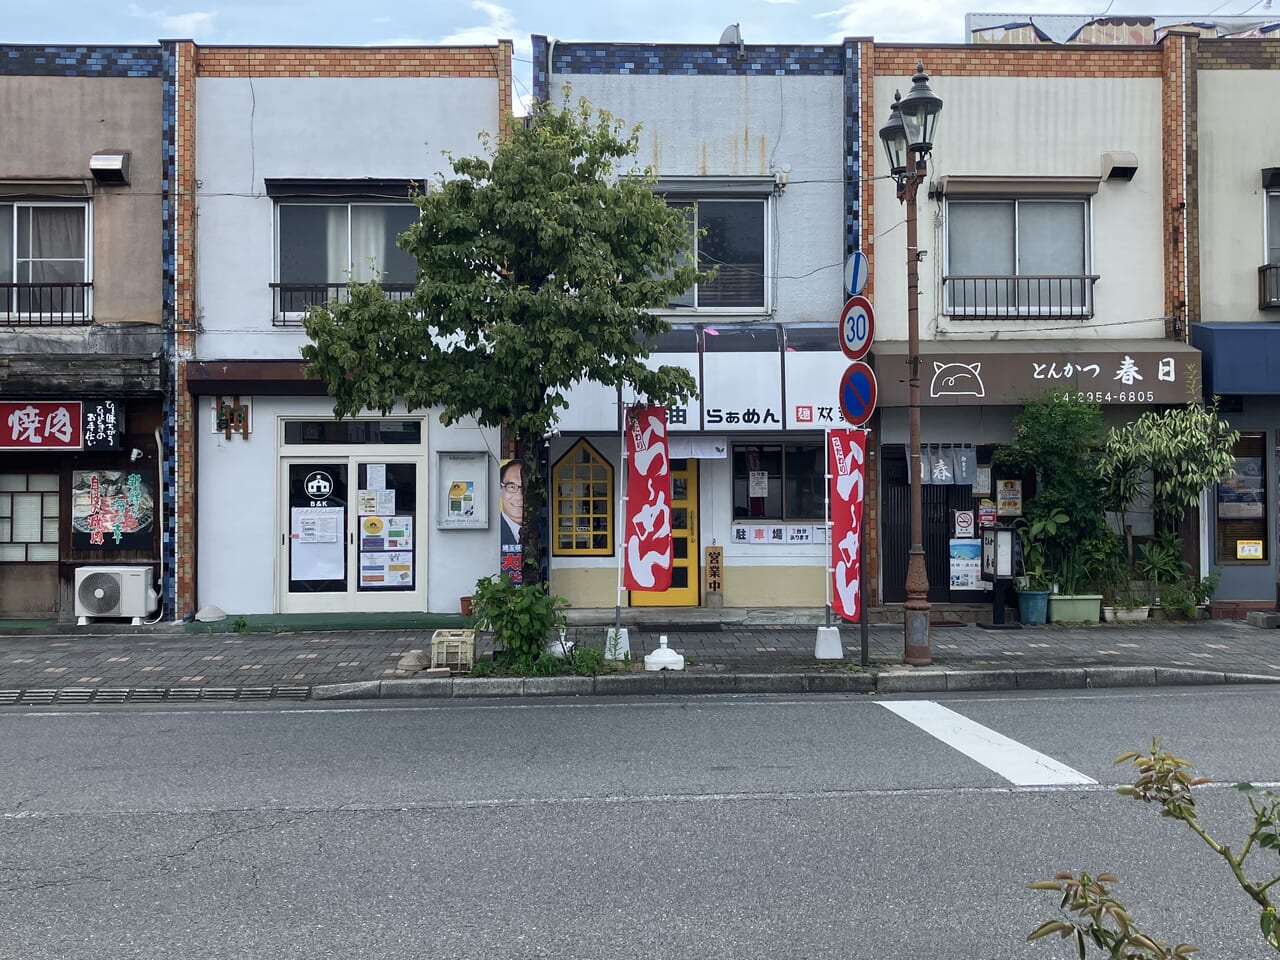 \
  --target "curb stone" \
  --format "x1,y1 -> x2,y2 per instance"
945,670 -> 1019,692
1016,669 -> 1088,690
1086,667 -> 1157,688
1156,668 -> 1226,686
305,667 -> 1280,702
310,681 -> 380,700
